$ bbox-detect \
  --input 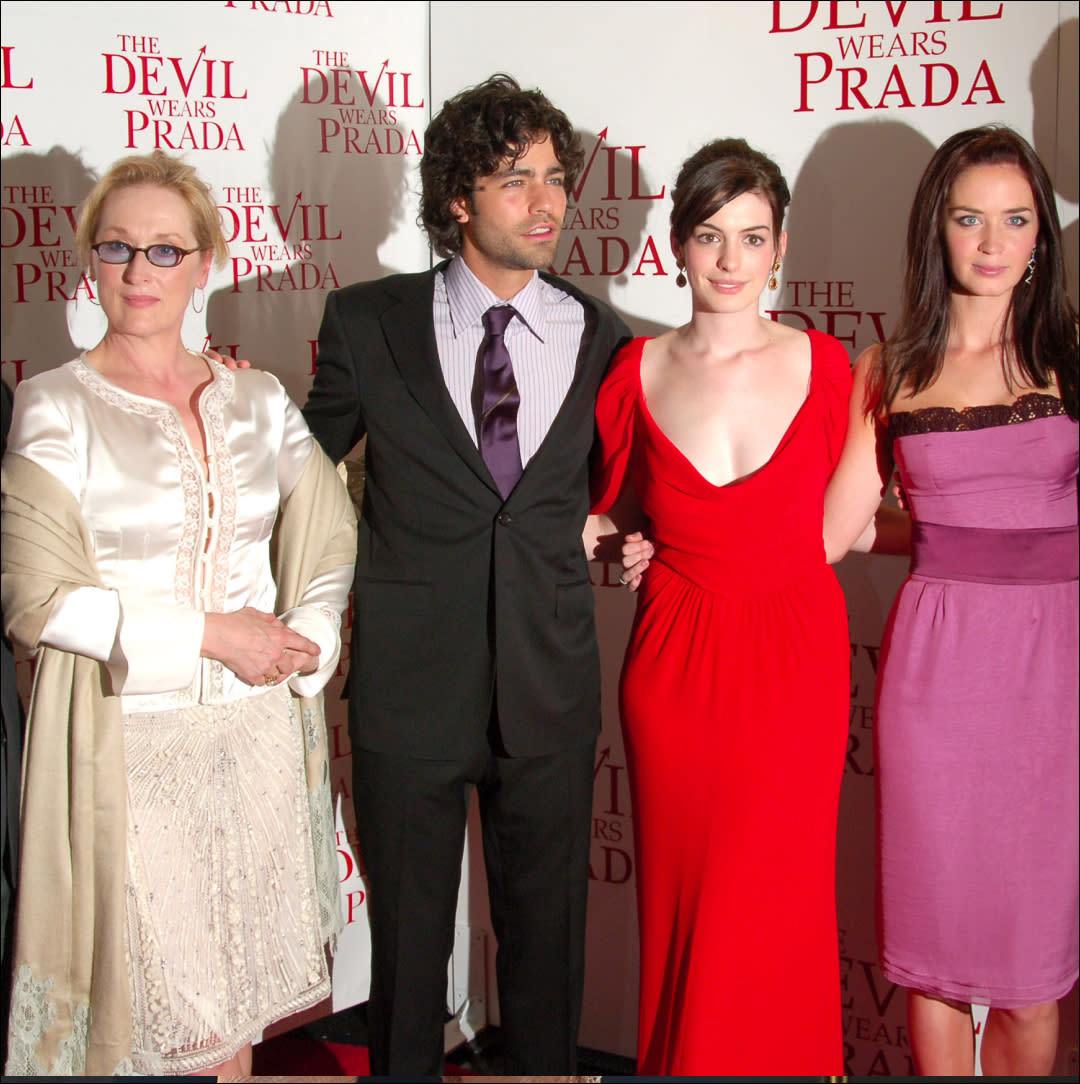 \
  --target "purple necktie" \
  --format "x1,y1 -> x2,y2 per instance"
475,305 -> 523,498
